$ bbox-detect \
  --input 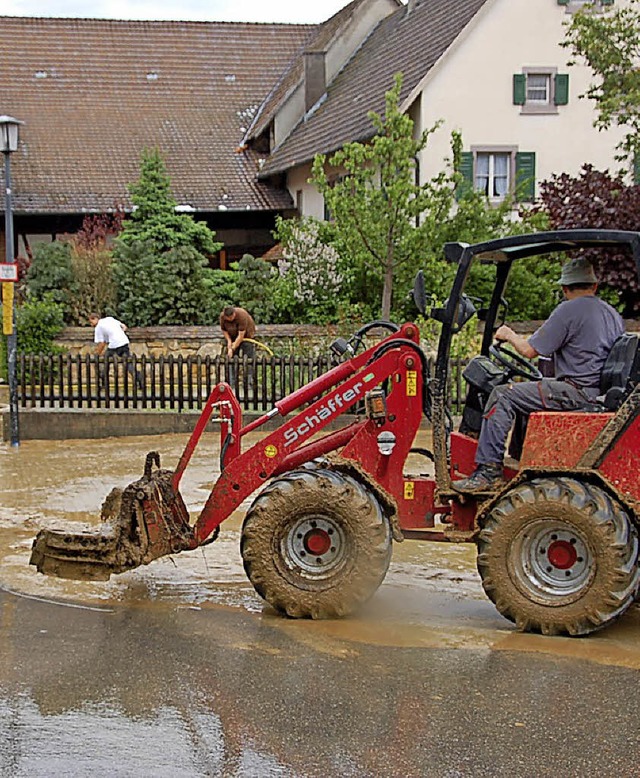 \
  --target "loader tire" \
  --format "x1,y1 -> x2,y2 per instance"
241,468 -> 392,619
477,477 -> 640,636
